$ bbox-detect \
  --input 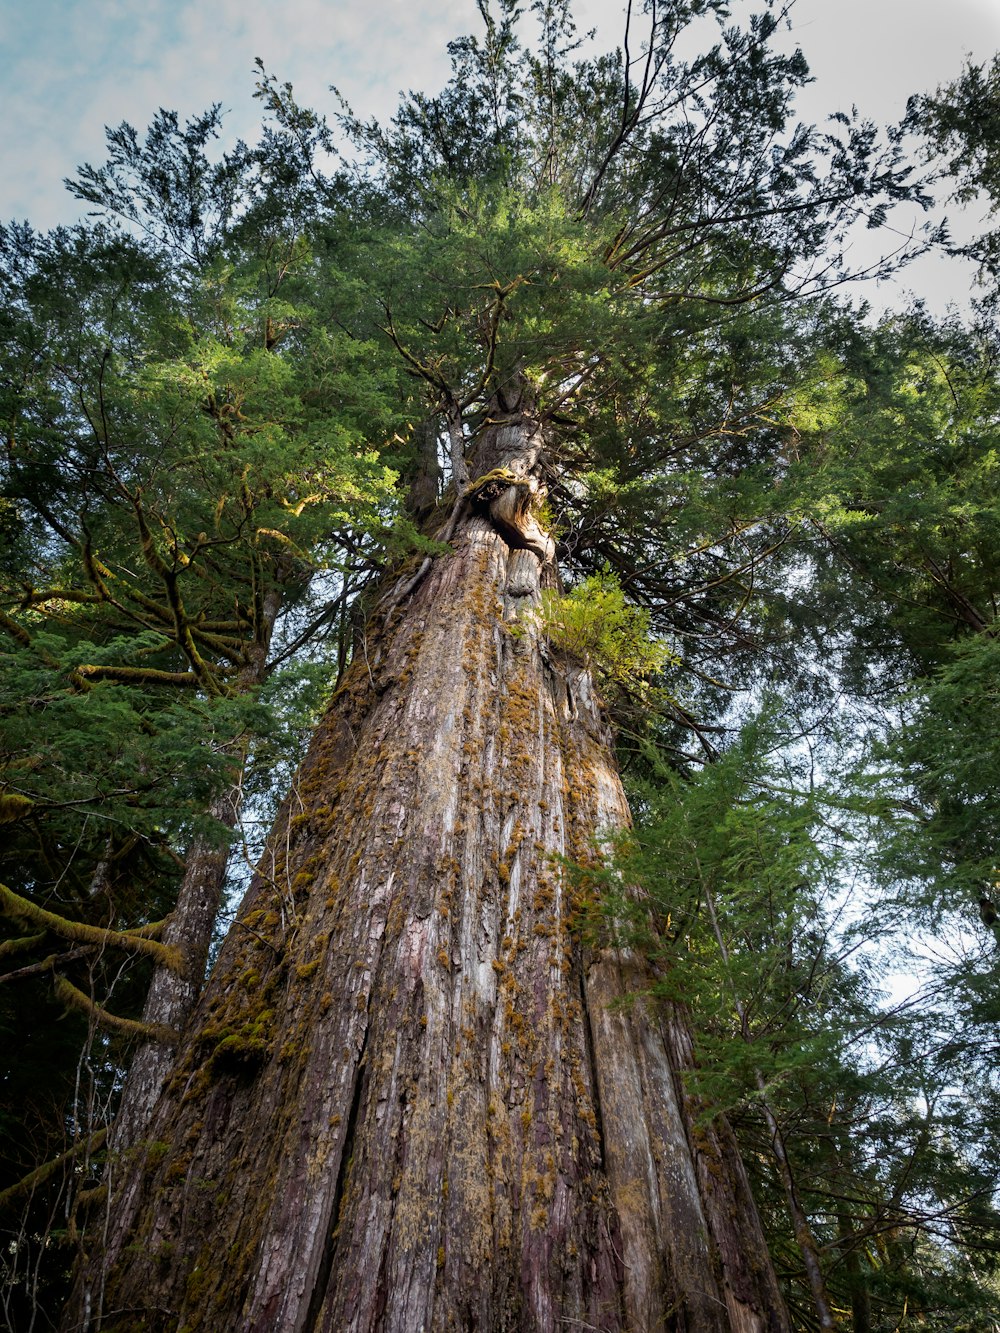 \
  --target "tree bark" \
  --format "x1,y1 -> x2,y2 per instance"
69,402 -> 788,1332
